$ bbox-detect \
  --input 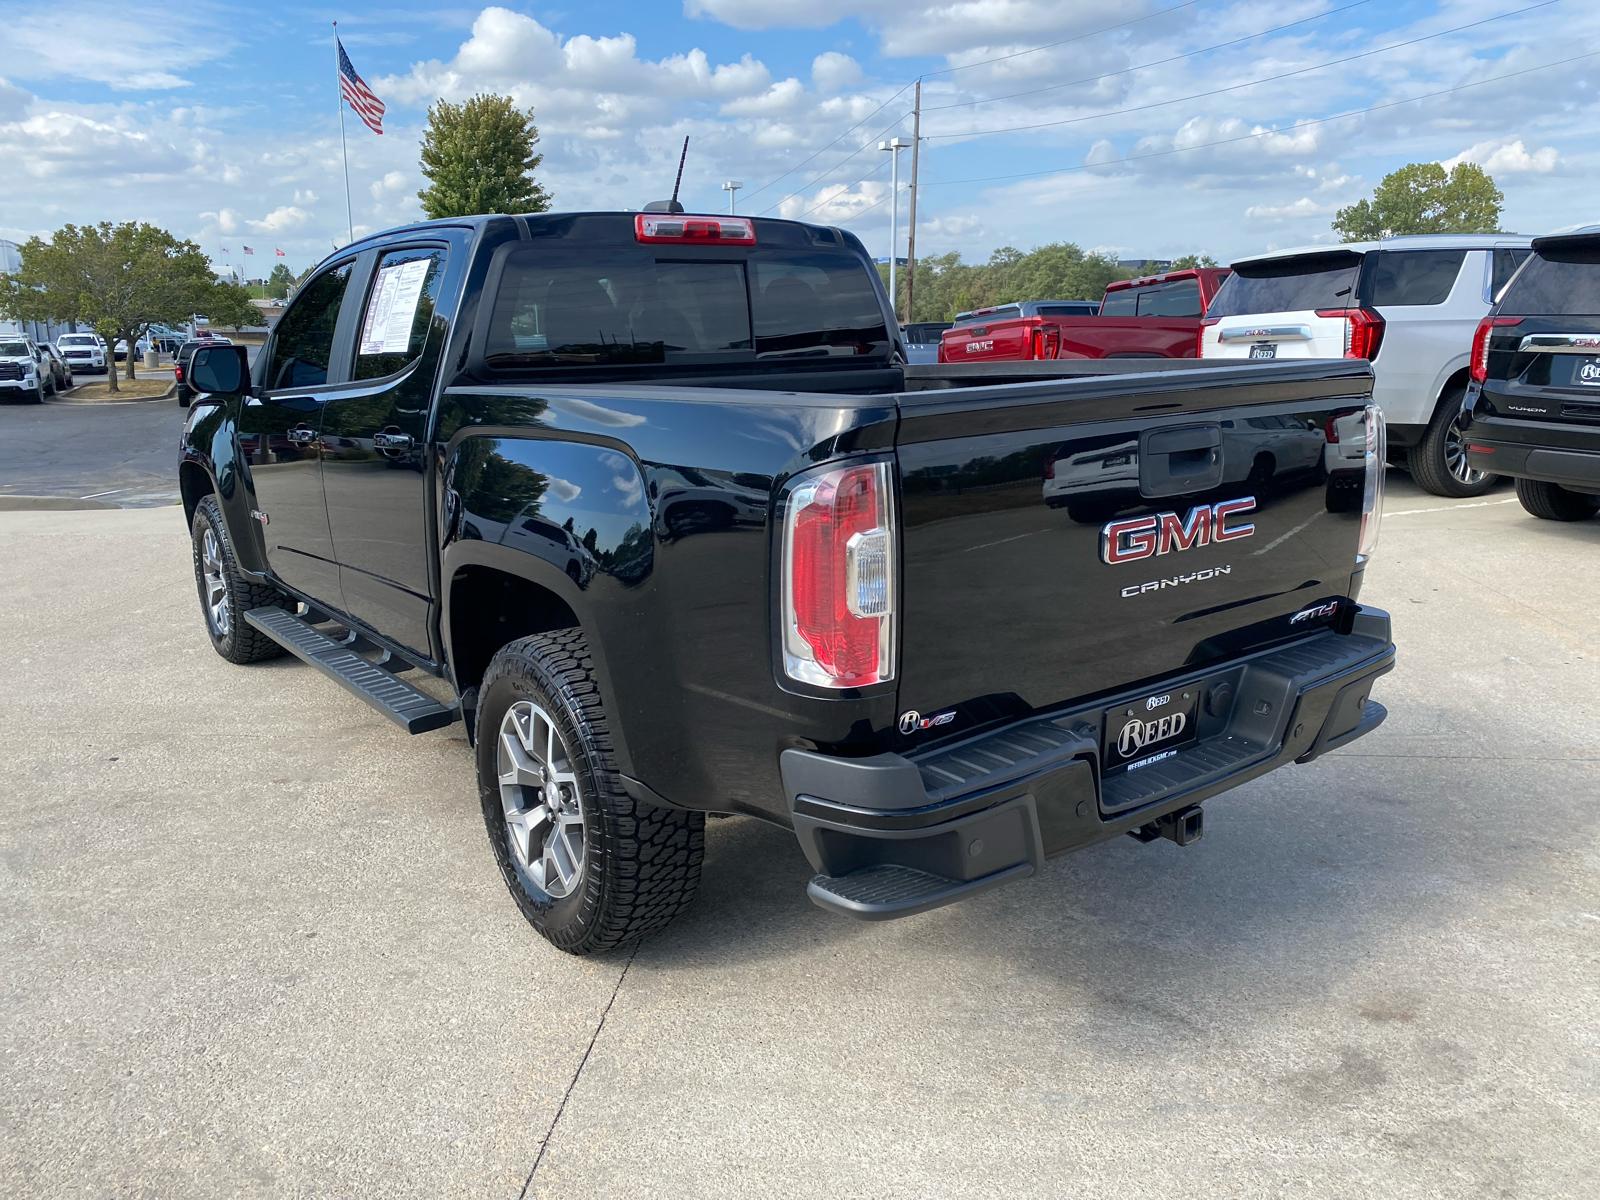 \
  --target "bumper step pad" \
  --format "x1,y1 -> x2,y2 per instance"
808,861 -> 1034,921
243,607 -> 457,734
